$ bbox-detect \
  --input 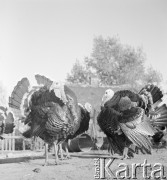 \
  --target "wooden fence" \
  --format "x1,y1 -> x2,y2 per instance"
0,133 -> 44,153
